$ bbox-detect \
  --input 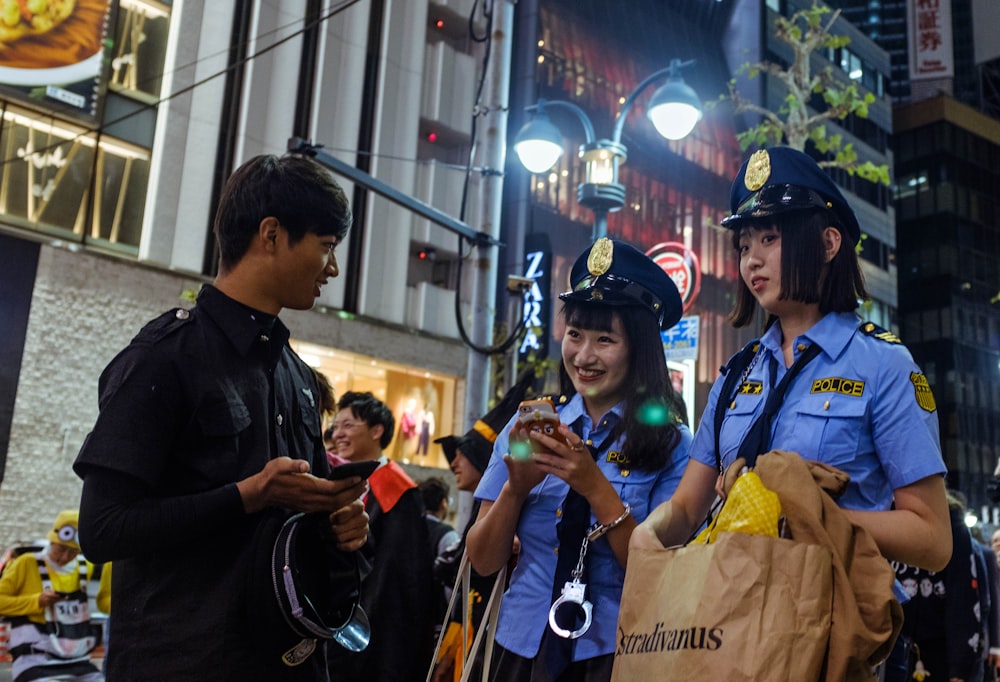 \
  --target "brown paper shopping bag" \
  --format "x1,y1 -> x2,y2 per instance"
612,531 -> 833,682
